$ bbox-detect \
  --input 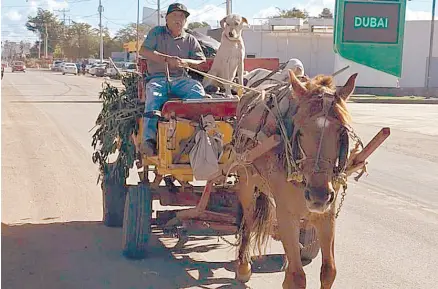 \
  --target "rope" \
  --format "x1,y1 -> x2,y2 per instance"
185,66 -> 262,95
